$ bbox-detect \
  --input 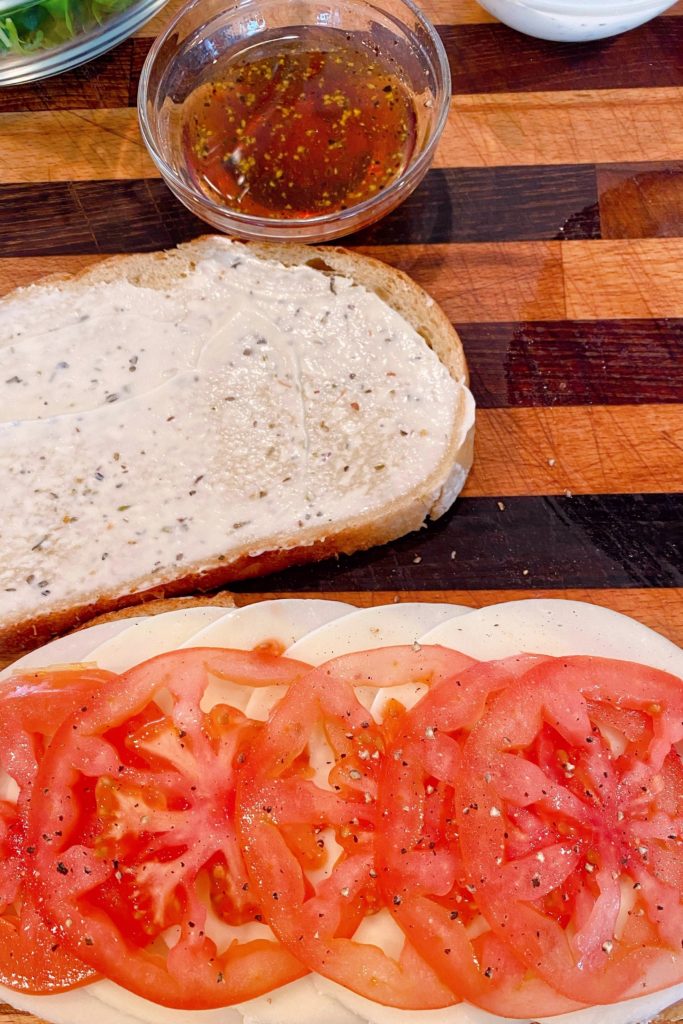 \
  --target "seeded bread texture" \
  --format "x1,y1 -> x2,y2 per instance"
0,238 -> 474,662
